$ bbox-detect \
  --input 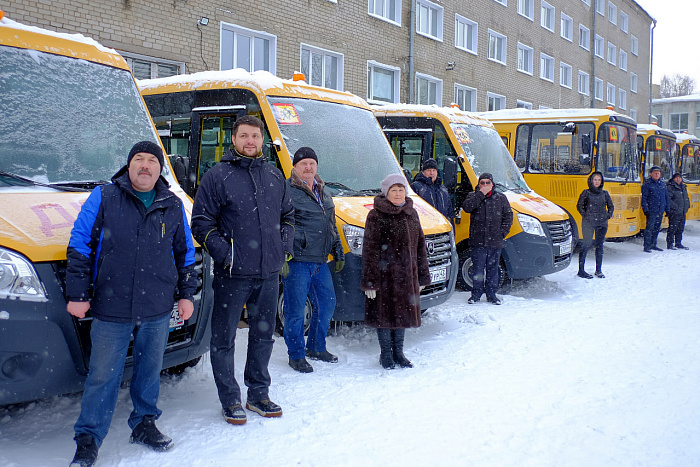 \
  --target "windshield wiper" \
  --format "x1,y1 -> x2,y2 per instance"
325,181 -> 362,196
0,170 -> 90,192
51,180 -> 109,190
